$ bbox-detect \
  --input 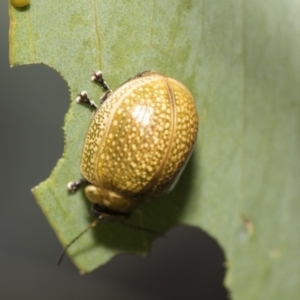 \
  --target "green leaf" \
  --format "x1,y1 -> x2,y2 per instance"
10,0 -> 300,299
